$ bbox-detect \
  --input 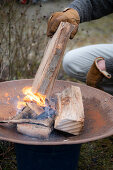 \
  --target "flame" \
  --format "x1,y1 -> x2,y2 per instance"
5,93 -> 9,97
22,87 -> 46,107
17,101 -> 26,109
